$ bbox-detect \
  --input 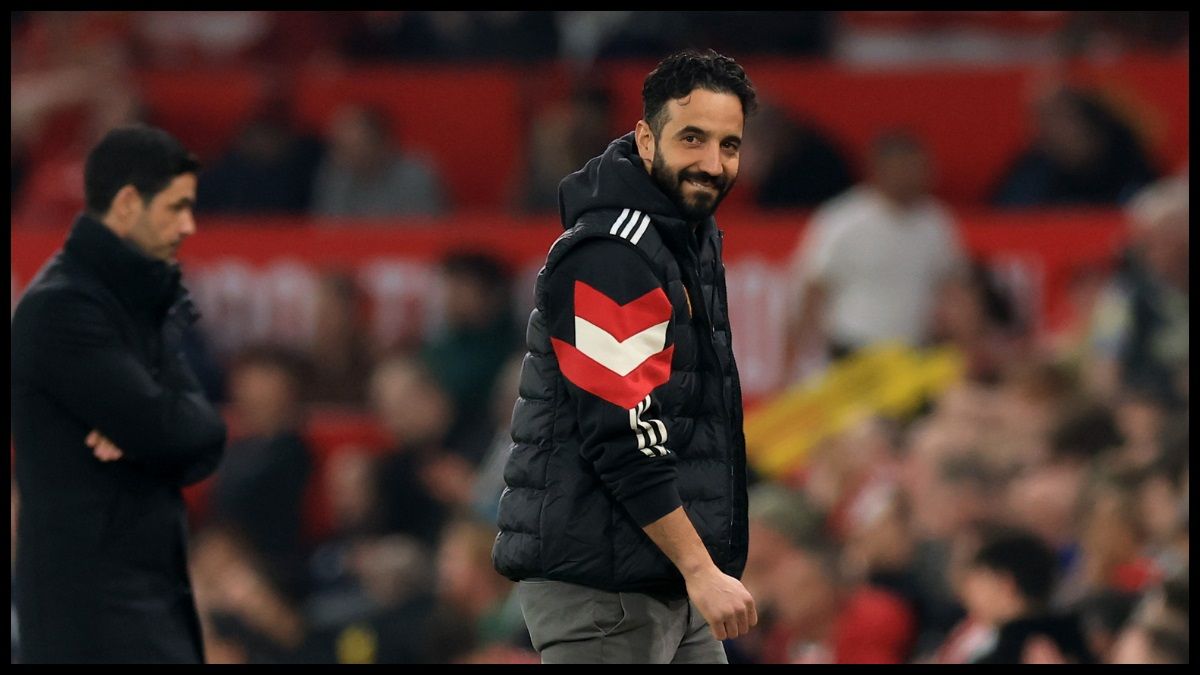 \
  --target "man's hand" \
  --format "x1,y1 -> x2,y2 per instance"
684,564 -> 758,641
86,429 -> 124,462
641,506 -> 759,641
